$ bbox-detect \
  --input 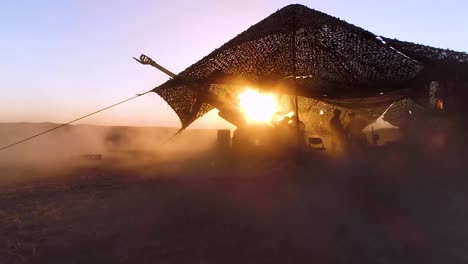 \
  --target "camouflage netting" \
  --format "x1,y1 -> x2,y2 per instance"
152,4 -> 468,129
276,95 -> 388,134
381,38 -> 468,64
